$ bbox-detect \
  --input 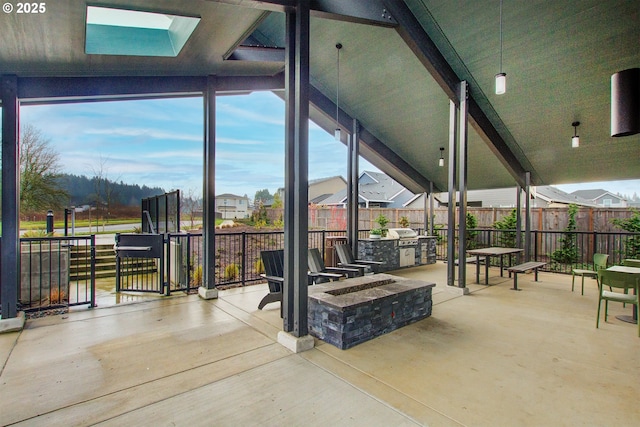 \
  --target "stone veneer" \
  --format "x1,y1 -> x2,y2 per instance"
358,236 -> 437,272
308,273 -> 435,350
